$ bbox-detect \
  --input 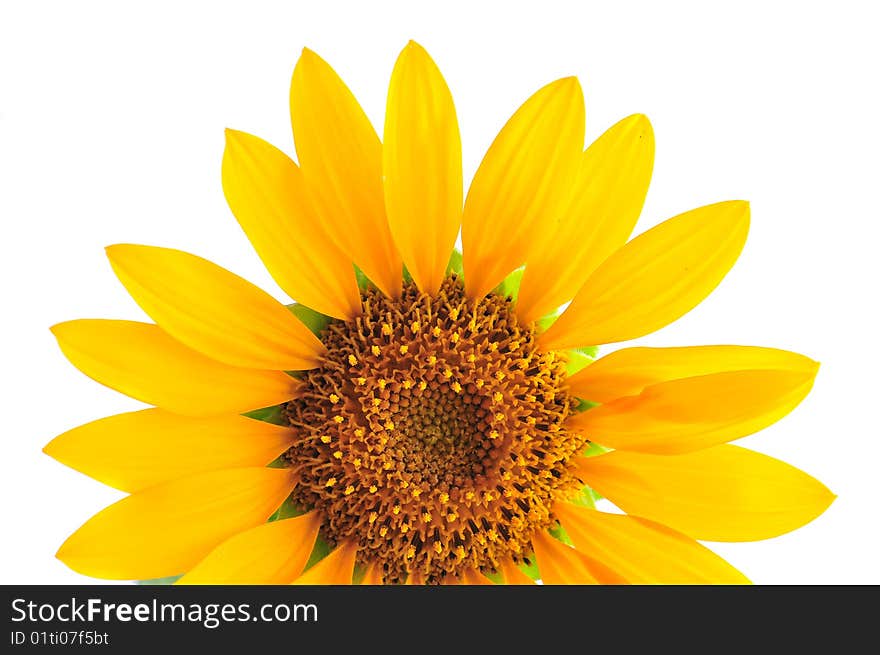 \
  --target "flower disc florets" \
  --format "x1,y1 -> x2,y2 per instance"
283,276 -> 587,583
